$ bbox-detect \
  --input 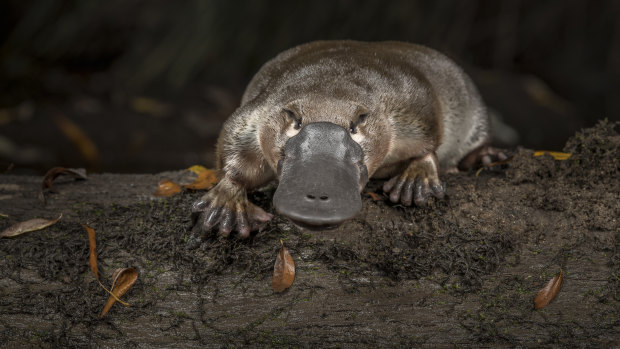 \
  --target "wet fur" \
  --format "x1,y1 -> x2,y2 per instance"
219,40 -> 489,185
198,40 -> 490,236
